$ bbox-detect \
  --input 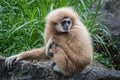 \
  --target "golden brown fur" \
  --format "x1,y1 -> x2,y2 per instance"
44,7 -> 93,76
5,7 -> 93,76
